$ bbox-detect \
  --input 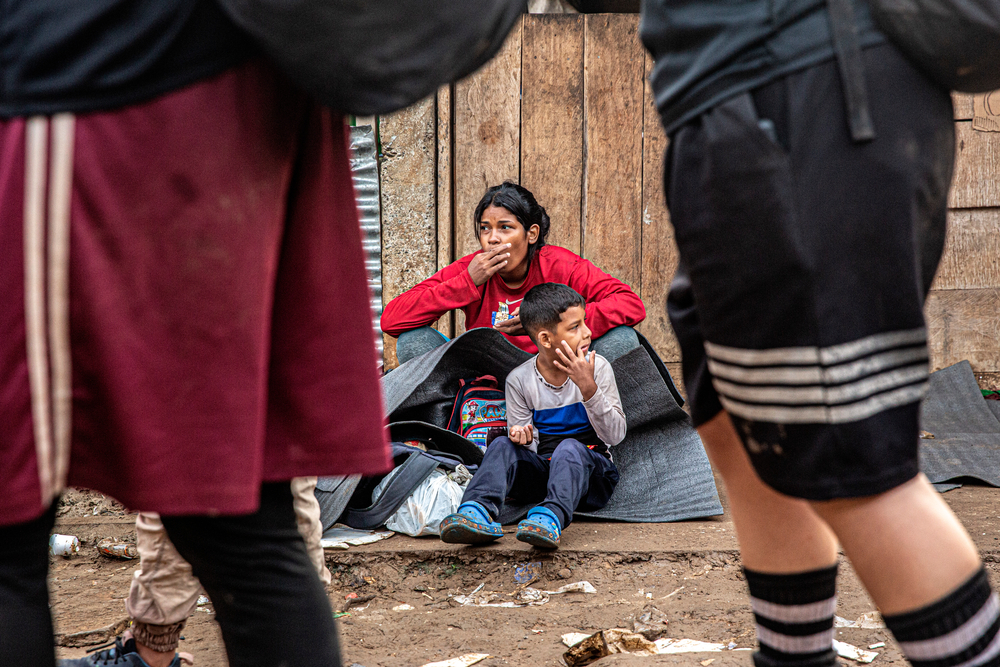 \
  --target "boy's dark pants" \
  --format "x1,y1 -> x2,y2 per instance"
461,436 -> 619,528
